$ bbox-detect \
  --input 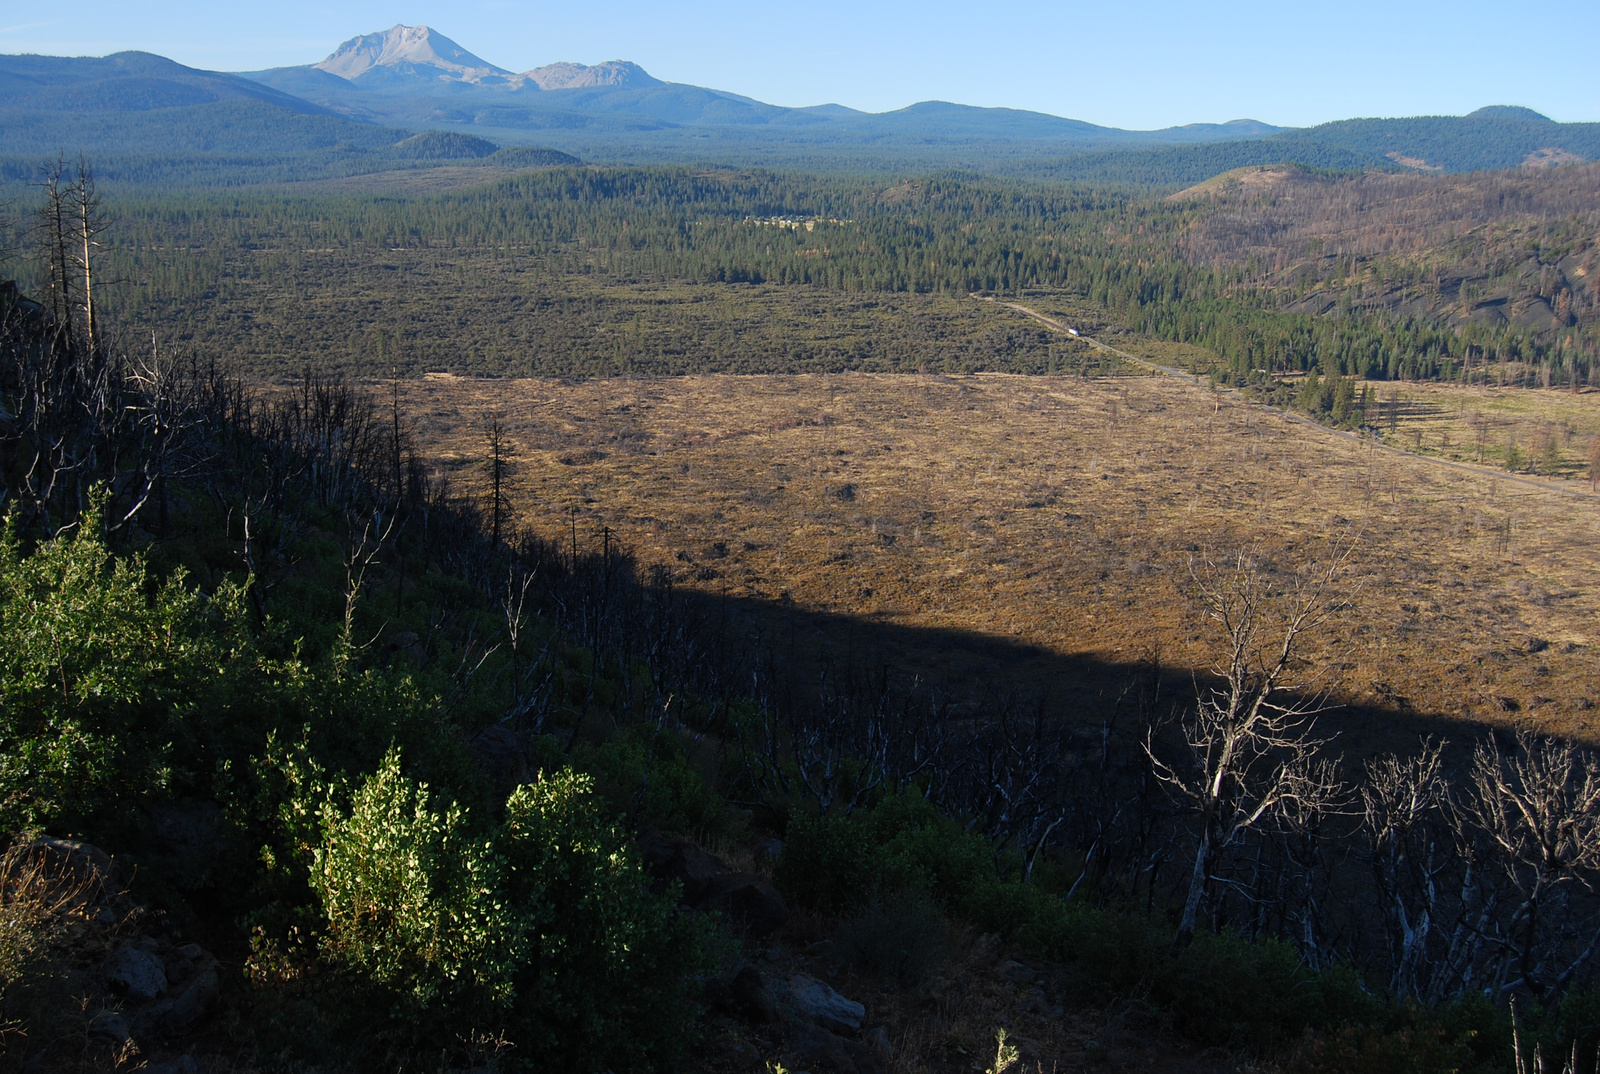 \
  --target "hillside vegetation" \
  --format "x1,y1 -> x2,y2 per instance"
7,160 -> 1587,394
